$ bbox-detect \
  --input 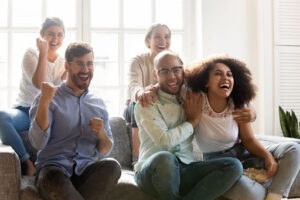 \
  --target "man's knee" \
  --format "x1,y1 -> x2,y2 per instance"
95,158 -> 121,180
37,166 -> 69,189
37,166 -> 74,199
150,151 -> 179,177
